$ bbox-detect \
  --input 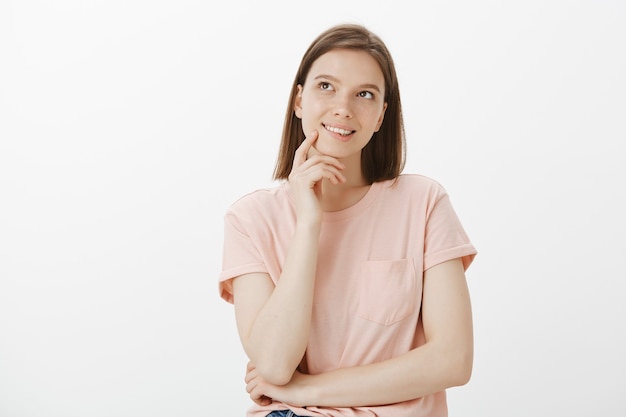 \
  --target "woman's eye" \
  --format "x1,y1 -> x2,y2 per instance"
359,91 -> 374,99
319,82 -> 333,91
